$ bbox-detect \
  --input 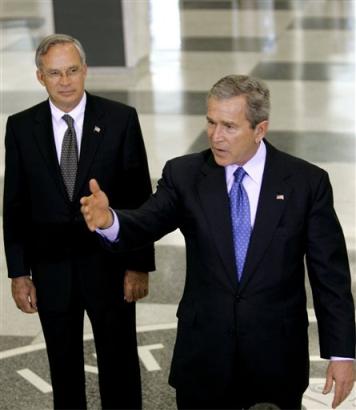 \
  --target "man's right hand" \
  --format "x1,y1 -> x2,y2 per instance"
11,276 -> 37,313
80,179 -> 113,231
